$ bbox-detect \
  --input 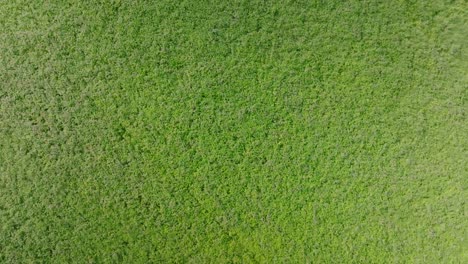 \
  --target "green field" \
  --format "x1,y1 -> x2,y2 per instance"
1,0 -> 467,262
